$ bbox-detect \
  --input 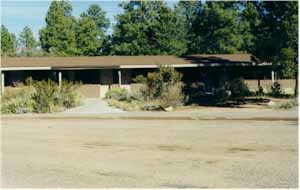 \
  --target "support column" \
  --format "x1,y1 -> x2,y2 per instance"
271,71 -> 275,83
118,70 -> 122,86
58,71 -> 62,88
1,71 -> 4,95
